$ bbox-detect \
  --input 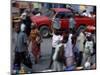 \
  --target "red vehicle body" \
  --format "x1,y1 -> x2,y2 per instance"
31,16 -> 52,30
30,8 -> 96,37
